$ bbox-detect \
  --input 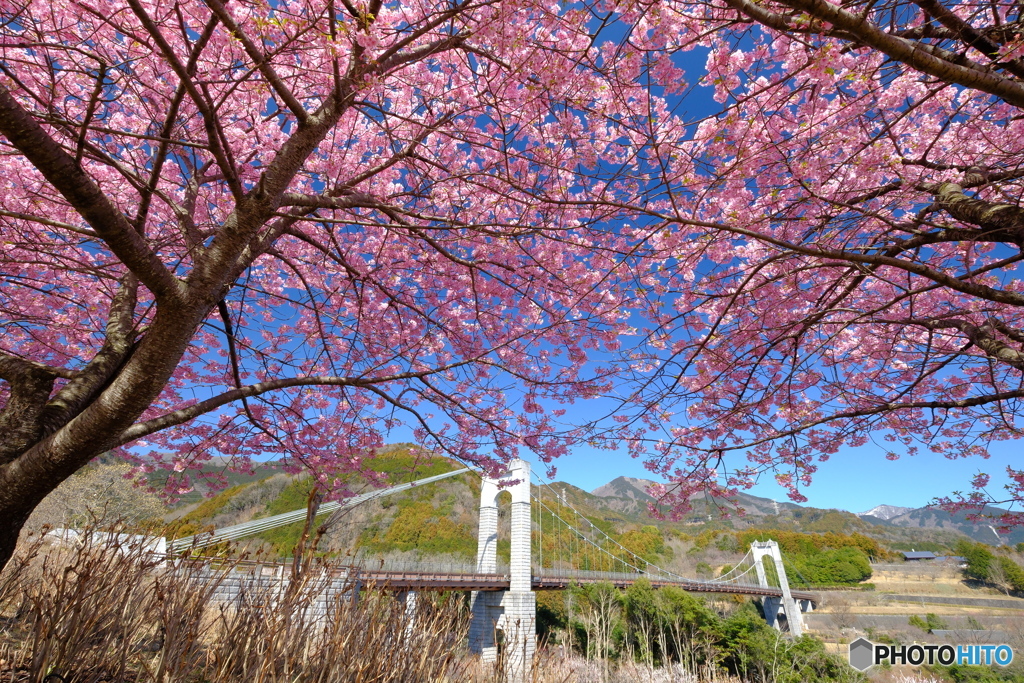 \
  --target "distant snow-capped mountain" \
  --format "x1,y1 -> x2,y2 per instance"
859,504 -> 913,521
